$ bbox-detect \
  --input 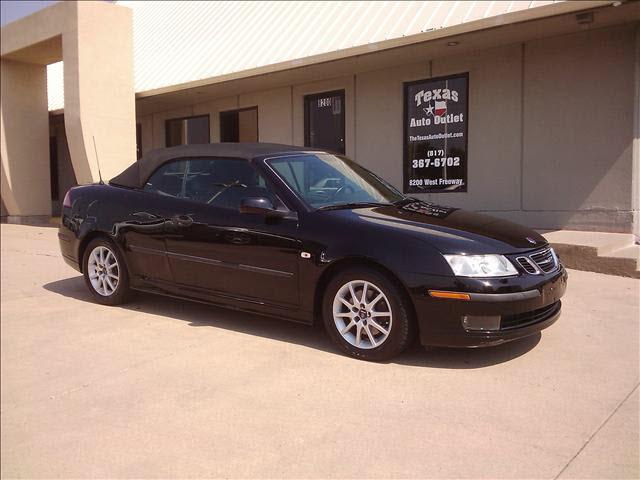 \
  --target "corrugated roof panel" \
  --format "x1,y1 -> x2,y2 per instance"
428,1 -> 458,29
442,1 -> 464,28
292,2 -> 341,59
307,1 -> 351,53
46,0 -> 568,109
333,2 -> 373,50
485,1 -> 510,17
508,2 -> 533,13
401,1 -> 434,37
308,2 -> 354,55
367,2 -> 404,43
